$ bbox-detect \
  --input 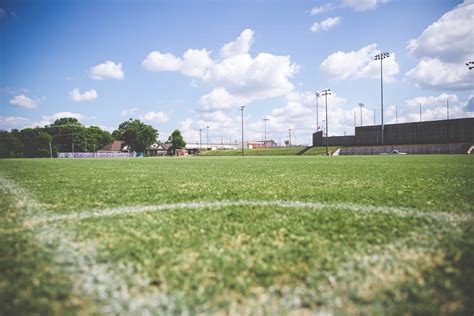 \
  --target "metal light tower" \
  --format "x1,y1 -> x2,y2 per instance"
315,92 -> 320,131
447,98 -> 450,120
206,125 -> 210,149
240,106 -> 245,156
359,103 -> 364,126
395,106 -> 398,124
321,89 -> 331,156
263,117 -> 269,141
288,128 -> 292,146
199,128 -> 202,149
419,104 -> 422,122
375,52 -> 389,145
